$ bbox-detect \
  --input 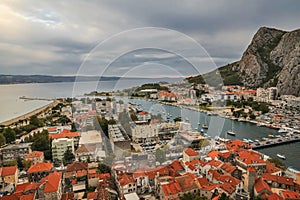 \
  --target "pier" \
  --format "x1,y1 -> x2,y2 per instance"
251,134 -> 300,149
19,96 -> 54,101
